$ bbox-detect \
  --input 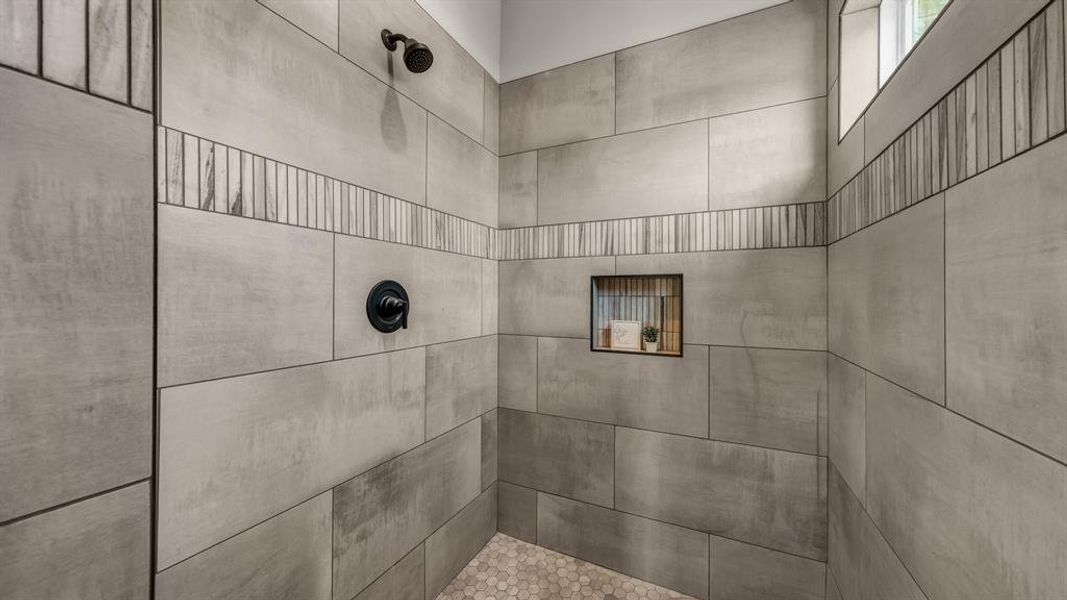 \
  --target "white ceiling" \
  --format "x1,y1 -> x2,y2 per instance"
417,0 -> 788,83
